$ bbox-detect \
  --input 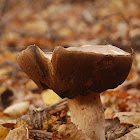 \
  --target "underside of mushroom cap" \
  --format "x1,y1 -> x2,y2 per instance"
18,45 -> 132,99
